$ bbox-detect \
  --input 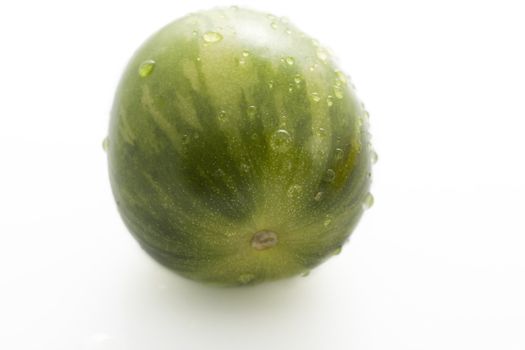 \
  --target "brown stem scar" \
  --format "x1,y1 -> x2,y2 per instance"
251,230 -> 278,250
